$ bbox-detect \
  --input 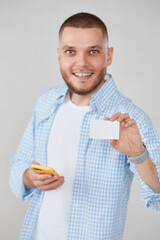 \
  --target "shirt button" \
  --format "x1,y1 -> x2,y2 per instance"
51,109 -> 54,113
